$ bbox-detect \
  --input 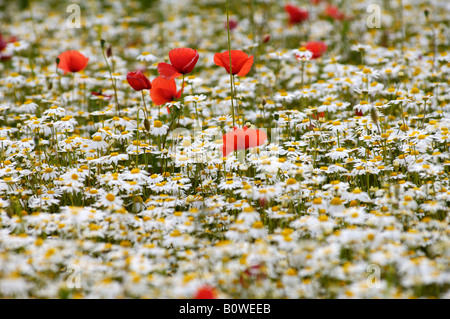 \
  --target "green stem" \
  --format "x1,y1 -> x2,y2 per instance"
226,0 -> 236,127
